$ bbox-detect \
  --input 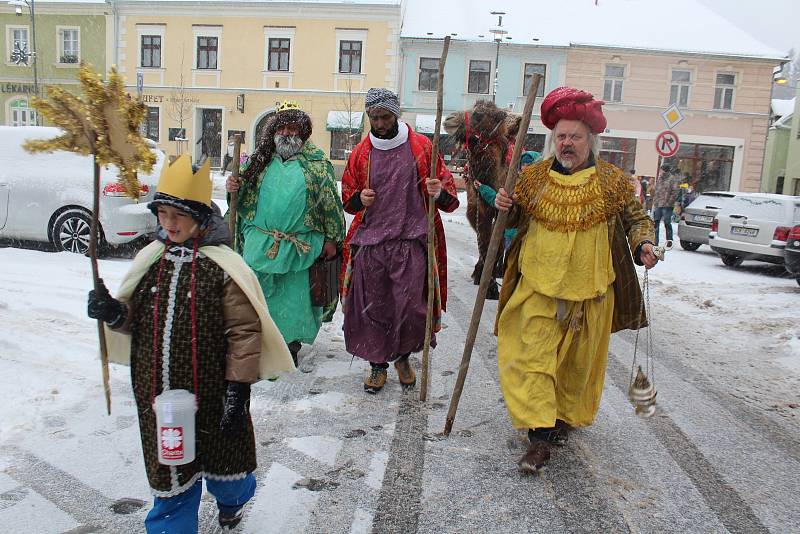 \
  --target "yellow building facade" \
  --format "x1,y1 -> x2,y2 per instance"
114,0 -> 401,168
